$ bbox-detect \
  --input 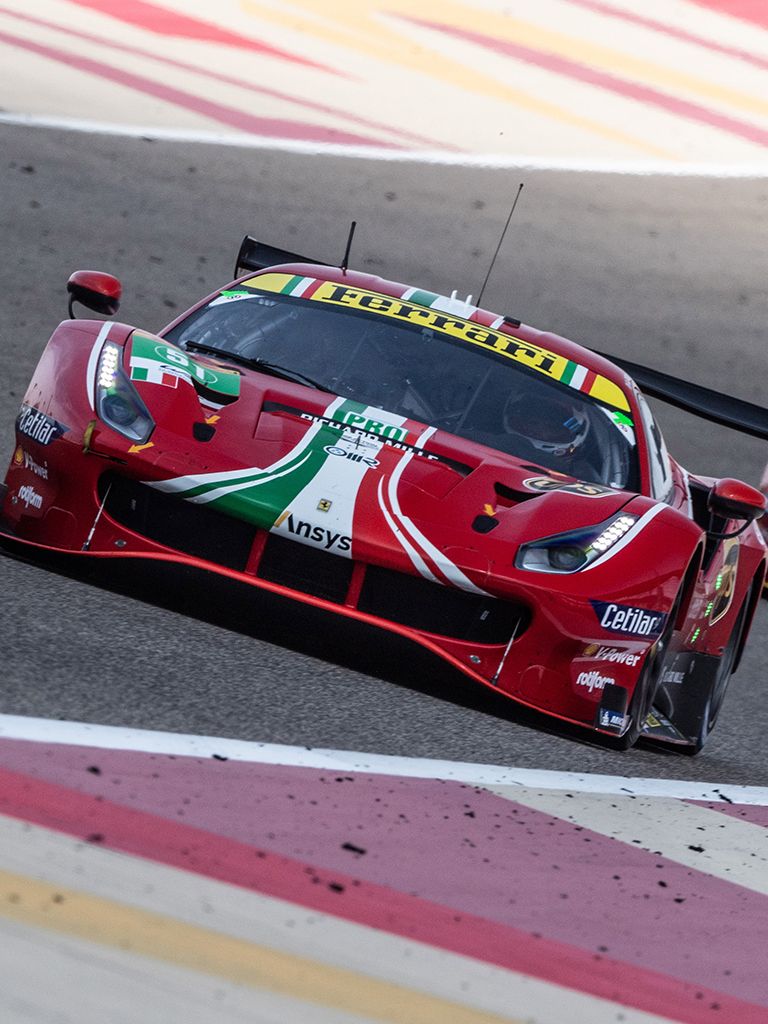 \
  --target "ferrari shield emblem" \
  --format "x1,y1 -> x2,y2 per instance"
317,498 -> 332,513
